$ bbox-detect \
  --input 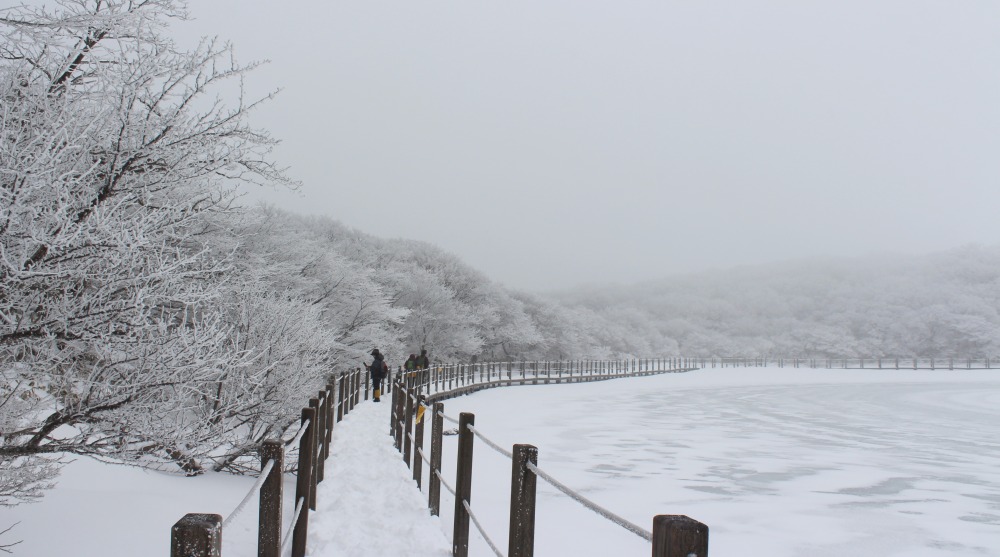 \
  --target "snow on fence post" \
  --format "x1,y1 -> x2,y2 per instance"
429,402 -> 445,516
292,407 -> 316,557
453,413 -> 476,557
324,384 -> 335,459
308,397 -> 320,511
394,381 -> 406,451
343,374 -> 351,417
390,377 -> 399,445
651,515 -> 709,557
171,513 -> 223,557
404,383 -> 415,467
508,444 -> 538,557
354,368 -> 361,408
348,369 -> 355,410
315,390 -> 328,483
414,395 -> 426,487
338,376 -> 346,423
258,440 -> 284,557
